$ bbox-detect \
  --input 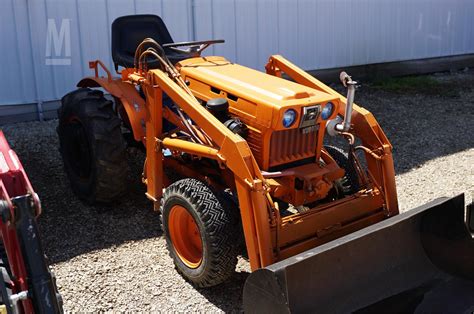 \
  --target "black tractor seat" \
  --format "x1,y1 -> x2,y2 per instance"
112,14 -> 195,70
